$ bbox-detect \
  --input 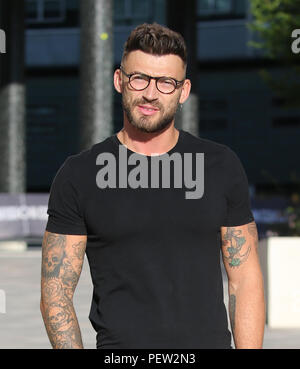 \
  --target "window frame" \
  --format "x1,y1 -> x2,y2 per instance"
197,0 -> 246,20
114,0 -> 153,23
26,0 -> 66,24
